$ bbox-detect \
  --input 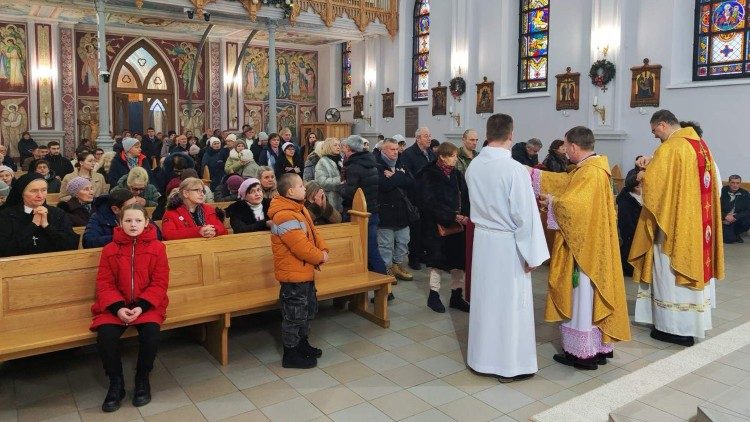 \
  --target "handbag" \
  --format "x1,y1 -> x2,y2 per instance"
397,187 -> 420,223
